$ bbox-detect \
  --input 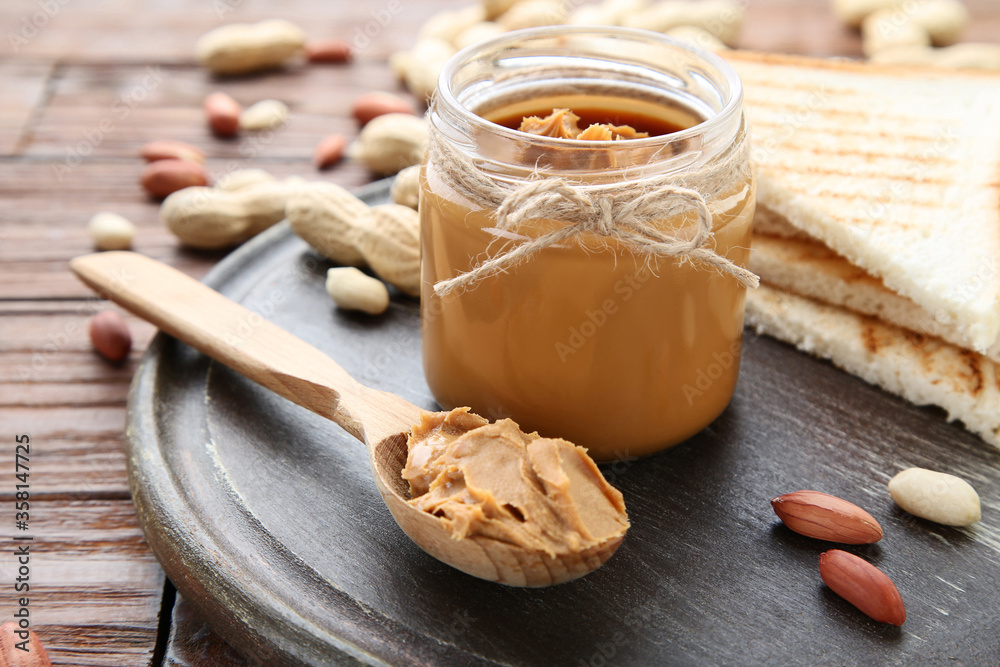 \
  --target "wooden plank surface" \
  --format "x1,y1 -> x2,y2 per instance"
0,499 -> 165,666
1,0 -> 998,664
0,60 -> 54,155
0,303 -> 157,497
